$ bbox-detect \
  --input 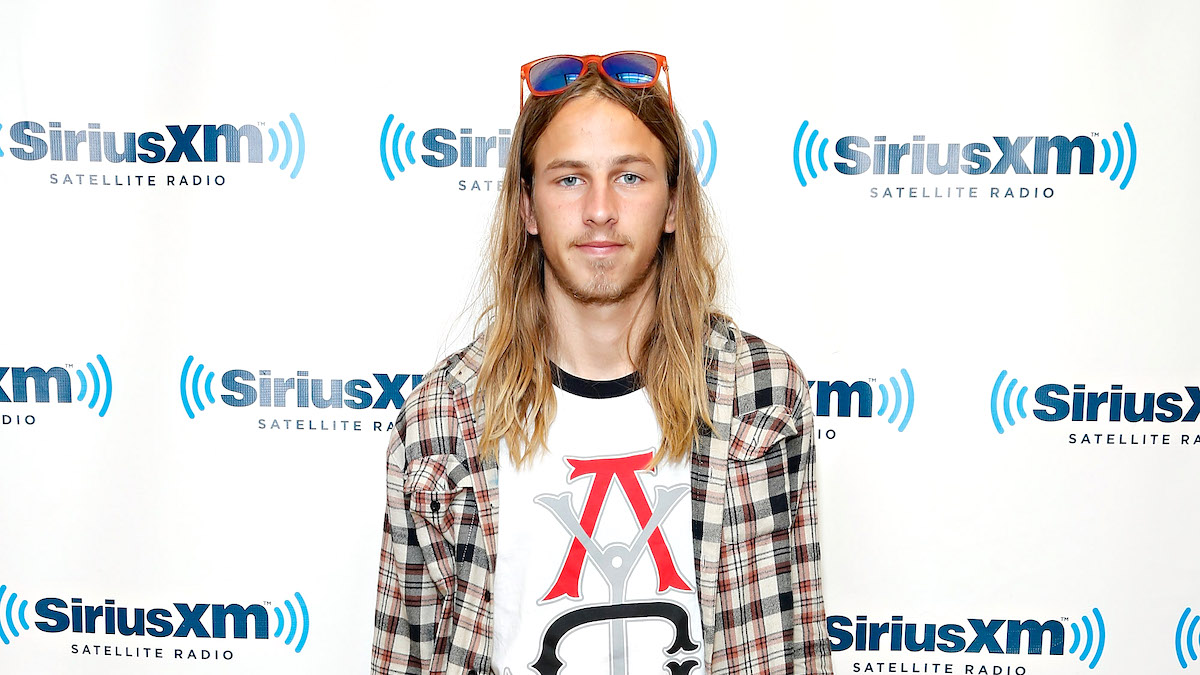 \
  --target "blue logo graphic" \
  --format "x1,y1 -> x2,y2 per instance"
793,120 -> 830,187
791,121 -> 1138,190
1,588 -> 310,653
875,368 -> 915,432
379,114 -> 417,180
266,113 -> 305,179
0,356 -> 112,417
810,369 -> 915,432
1098,122 -> 1137,190
0,585 -> 30,646
1177,607 -> 1200,668
272,592 -> 310,654
376,117 -> 511,179
178,356 -> 423,417
990,372 -> 1199,431
0,123 -> 5,157
829,609 -> 1102,661
1068,608 -> 1105,669
4,117 -> 305,179
73,354 -> 113,418
990,370 -> 1028,434
686,120 -> 718,187
180,355 -> 217,419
